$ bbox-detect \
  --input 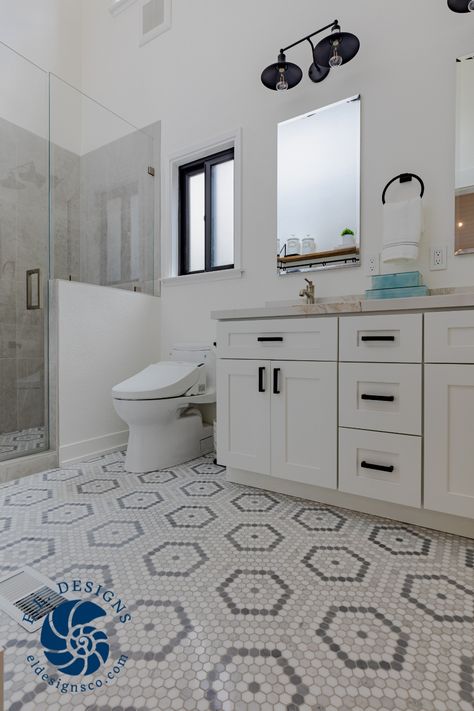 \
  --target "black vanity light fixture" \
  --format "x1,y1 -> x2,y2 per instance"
448,0 -> 474,11
261,20 -> 360,91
